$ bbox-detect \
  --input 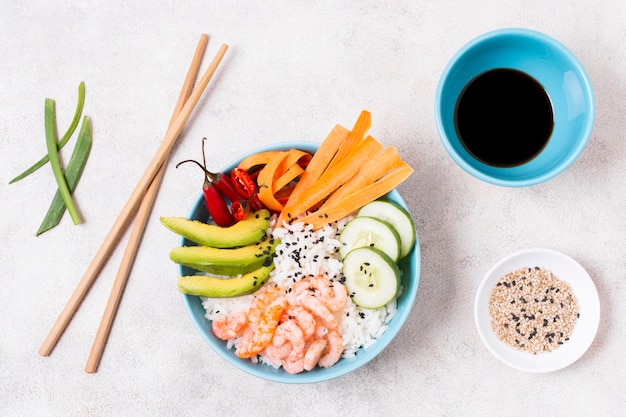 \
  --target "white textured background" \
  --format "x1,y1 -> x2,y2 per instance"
1,1 -> 625,416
